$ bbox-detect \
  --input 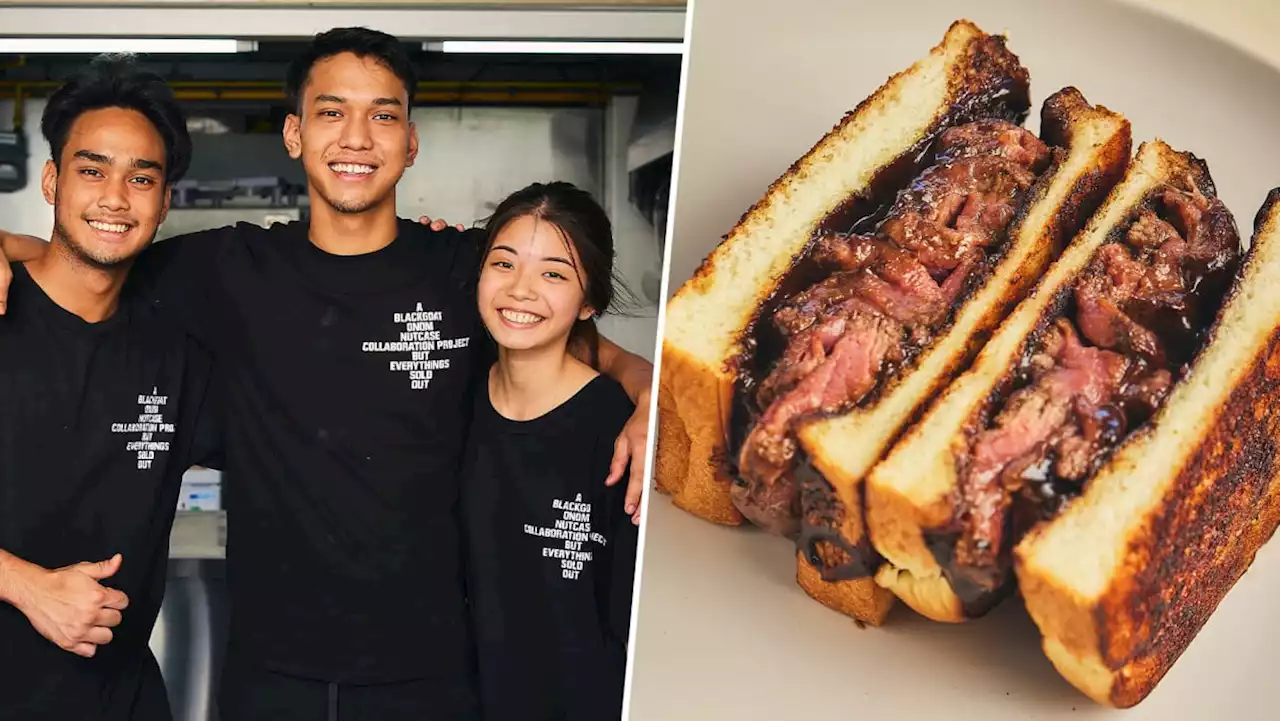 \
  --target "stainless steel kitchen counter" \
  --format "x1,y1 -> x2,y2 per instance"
168,511 -> 226,560
154,511 -> 229,721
